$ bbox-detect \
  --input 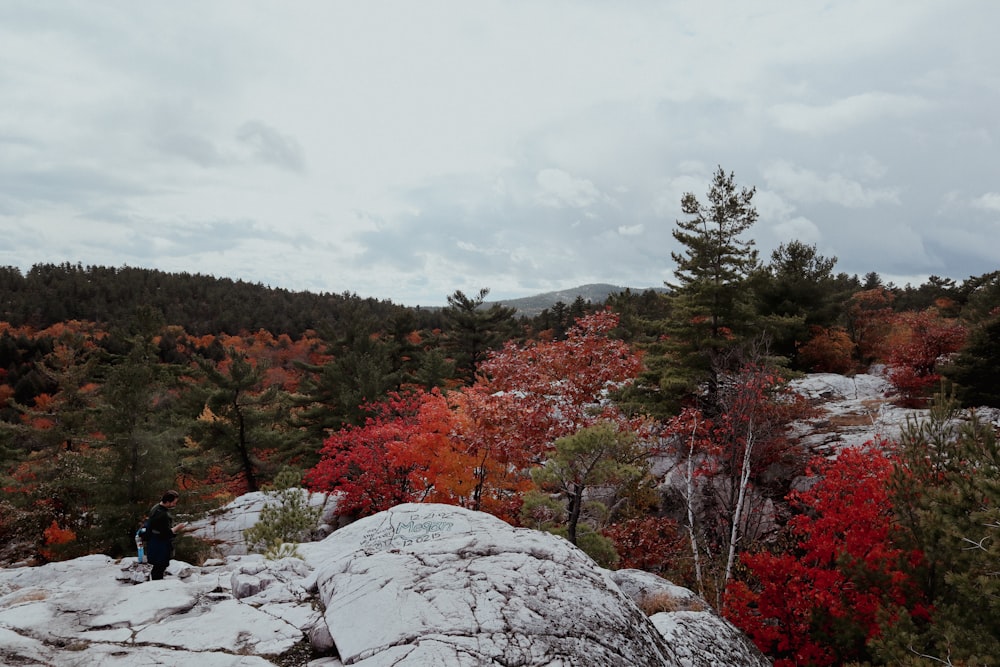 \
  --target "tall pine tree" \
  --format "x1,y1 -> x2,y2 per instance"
632,167 -> 761,415
668,166 -> 759,342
